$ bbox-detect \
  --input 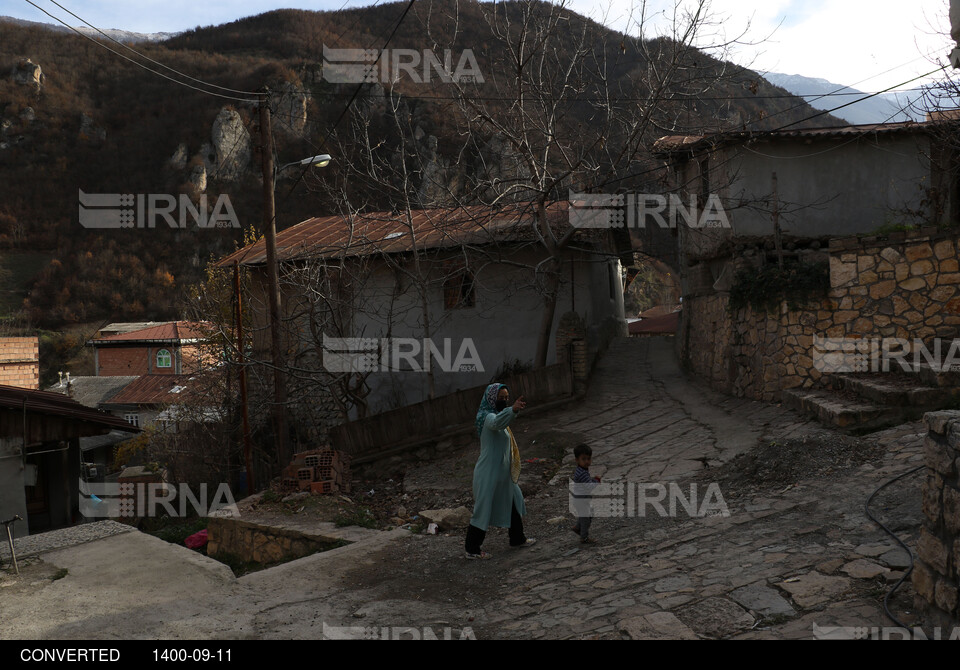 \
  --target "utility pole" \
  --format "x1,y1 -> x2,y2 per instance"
772,172 -> 783,269
234,261 -> 255,493
258,89 -> 290,470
